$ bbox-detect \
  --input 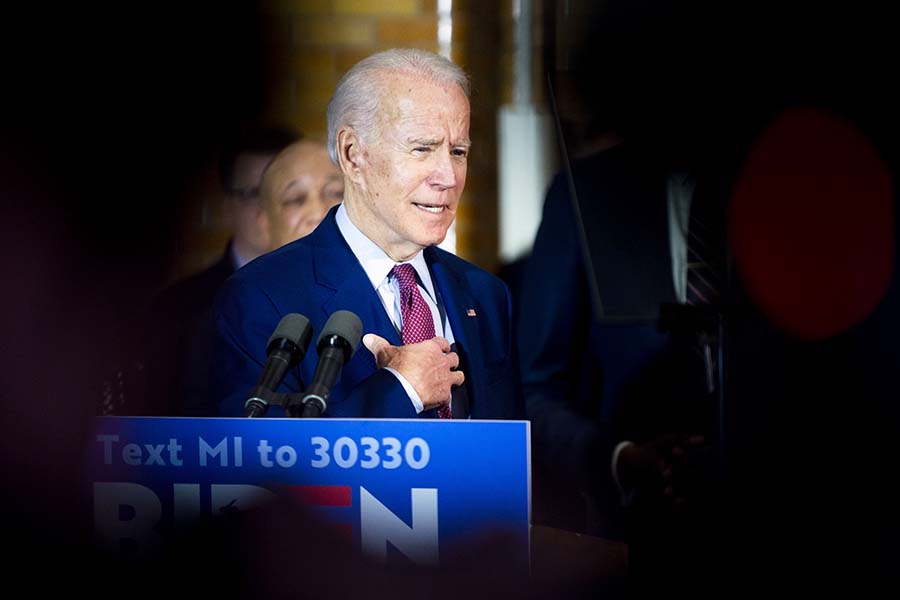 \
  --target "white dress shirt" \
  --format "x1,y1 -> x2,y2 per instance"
668,170 -> 696,304
335,203 -> 456,413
